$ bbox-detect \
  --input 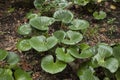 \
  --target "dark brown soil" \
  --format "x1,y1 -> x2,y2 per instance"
0,1 -> 120,80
